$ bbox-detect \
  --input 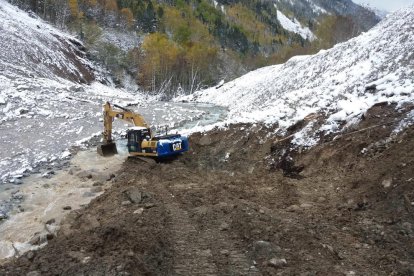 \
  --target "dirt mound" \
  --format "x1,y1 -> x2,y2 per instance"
1,104 -> 414,275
